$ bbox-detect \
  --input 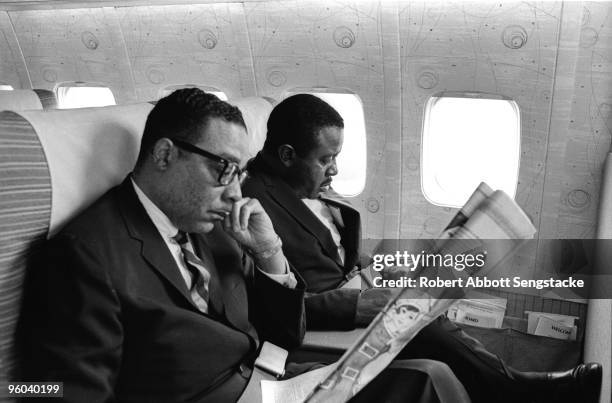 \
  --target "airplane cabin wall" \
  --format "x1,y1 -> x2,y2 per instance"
399,2 -> 562,284
117,4 -> 256,100
399,1 -> 611,287
0,12 -> 29,88
0,1 -> 610,290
